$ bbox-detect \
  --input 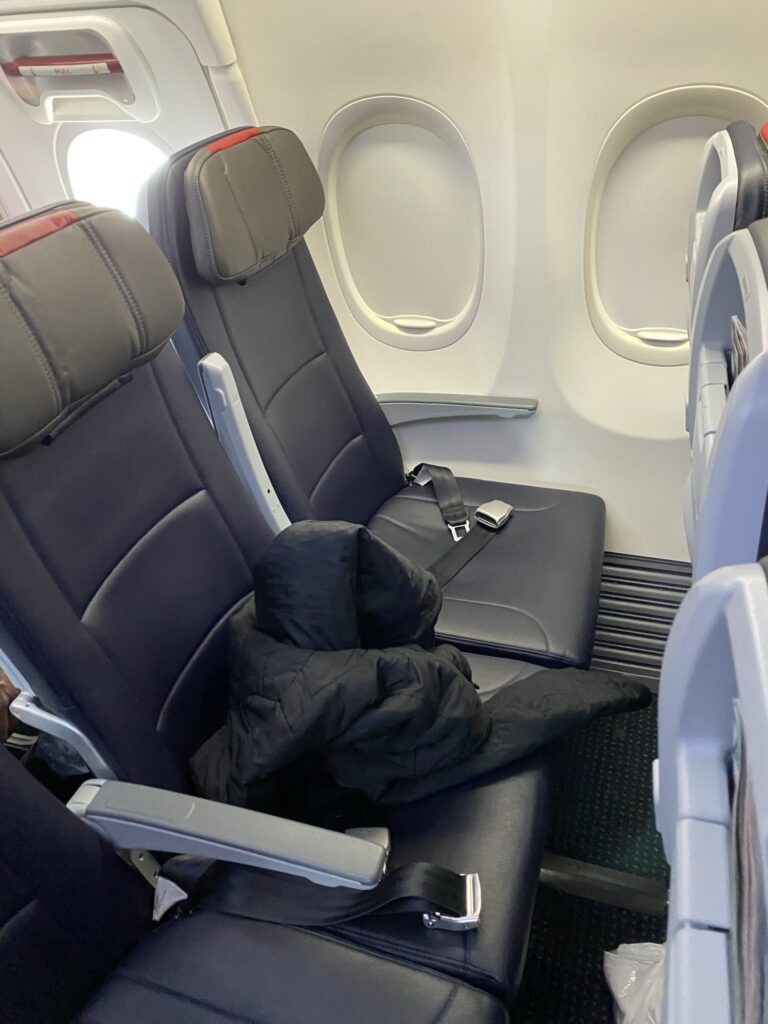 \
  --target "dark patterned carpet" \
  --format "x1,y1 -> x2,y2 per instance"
512,690 -> 669,1021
